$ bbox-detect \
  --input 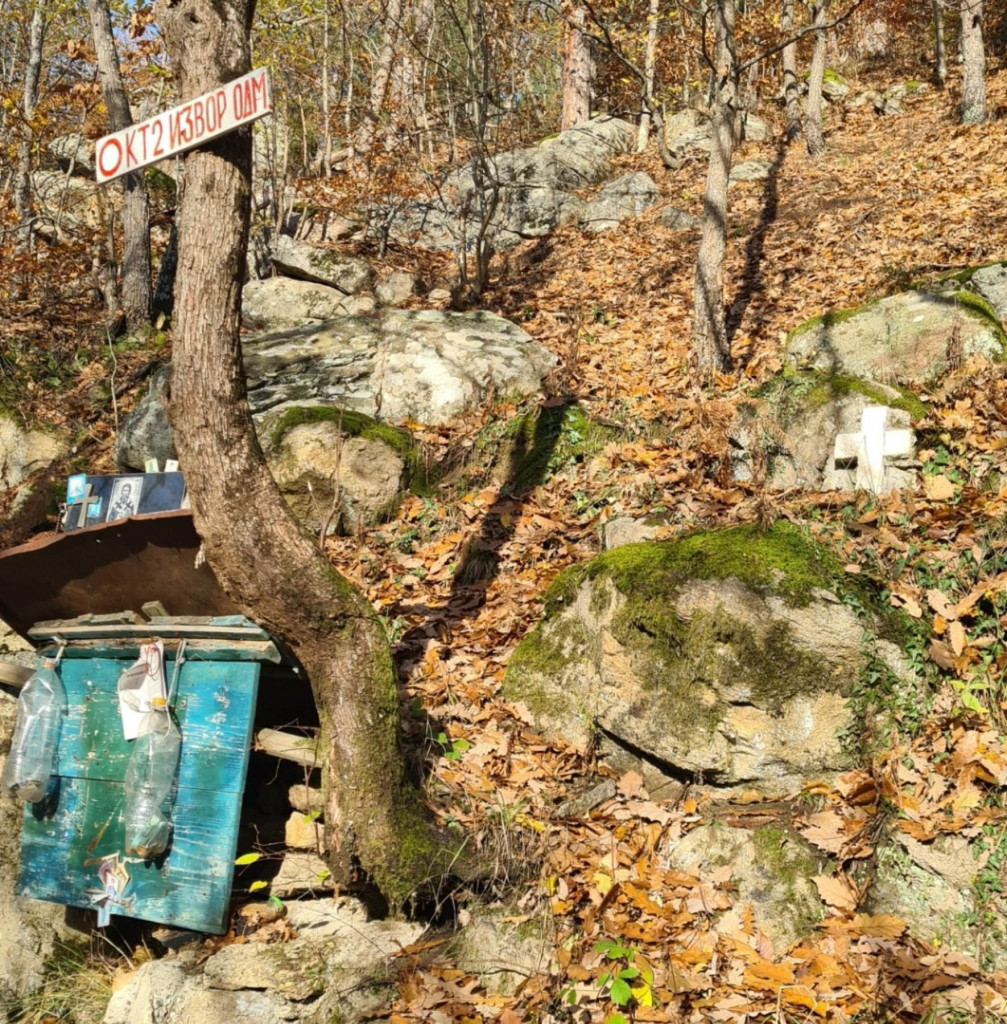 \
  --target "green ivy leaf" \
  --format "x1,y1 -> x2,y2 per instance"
609,977 -> 633,1006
